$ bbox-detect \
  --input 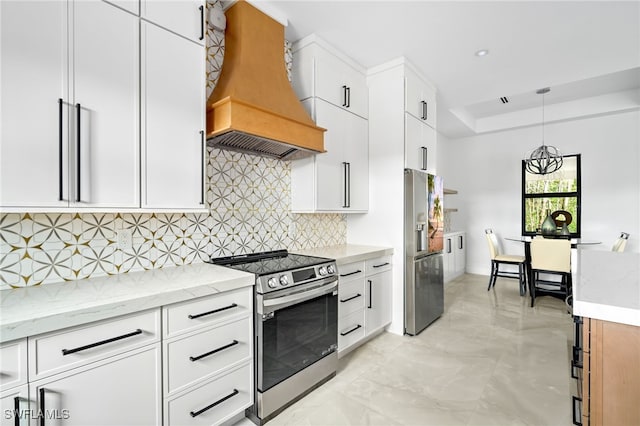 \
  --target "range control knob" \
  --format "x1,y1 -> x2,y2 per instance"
267,277 -> 278,289
279,275 -> 289,286
318,266 -> 327,276
327,264 -> 336,274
